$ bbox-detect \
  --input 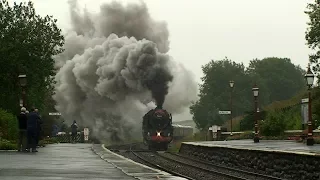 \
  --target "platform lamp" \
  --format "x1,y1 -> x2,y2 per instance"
18,74 -> 27,108
229,80 -> 234,136
305,63 -> 315,146
252,84 -> 259,143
